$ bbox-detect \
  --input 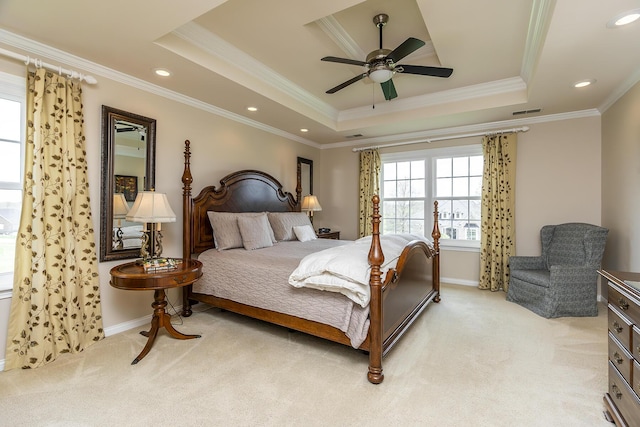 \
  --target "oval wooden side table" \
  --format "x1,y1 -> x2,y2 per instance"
110,258 -> 203,364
